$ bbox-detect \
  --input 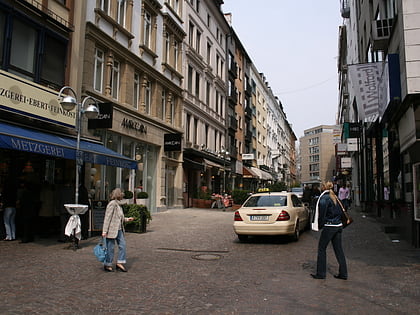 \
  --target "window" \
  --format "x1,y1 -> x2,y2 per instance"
3,15 -> 68,88
99,0 -> 110,14
160,89 -> 166,120
187,65 -> 193,93
40,34 -> 66,87
111,59 -> 120,99
168,0 -> 180,15
195,72 -> 200,98
144,80 -> 151,114
186,114 -> 191,141
195,30 -> 201,53
206,42 -> 211,64
173,40 -> 179,70
94,48 -> 104,92
188,22 -> 194,46
206,81 -> 211,106
164,32 -> 170,63
134,72 -> 140,109
9,19 -> 35,80
143,11 -> 152,48
117,0 -> 127,27
168,95 -> 174,124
